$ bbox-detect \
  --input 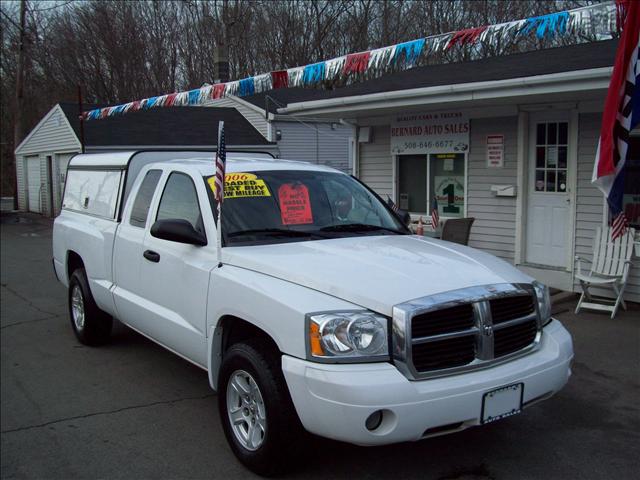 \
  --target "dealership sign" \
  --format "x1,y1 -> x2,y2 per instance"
390,111 -> 469,155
